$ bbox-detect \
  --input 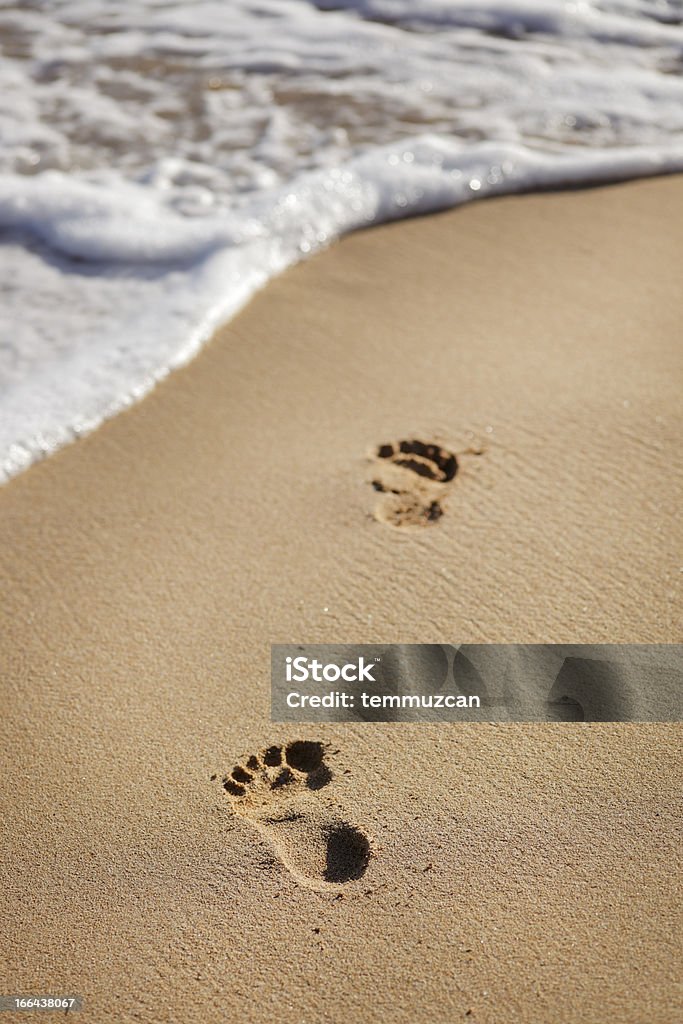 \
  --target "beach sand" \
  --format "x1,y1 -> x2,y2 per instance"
1,176 -> 681,1022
